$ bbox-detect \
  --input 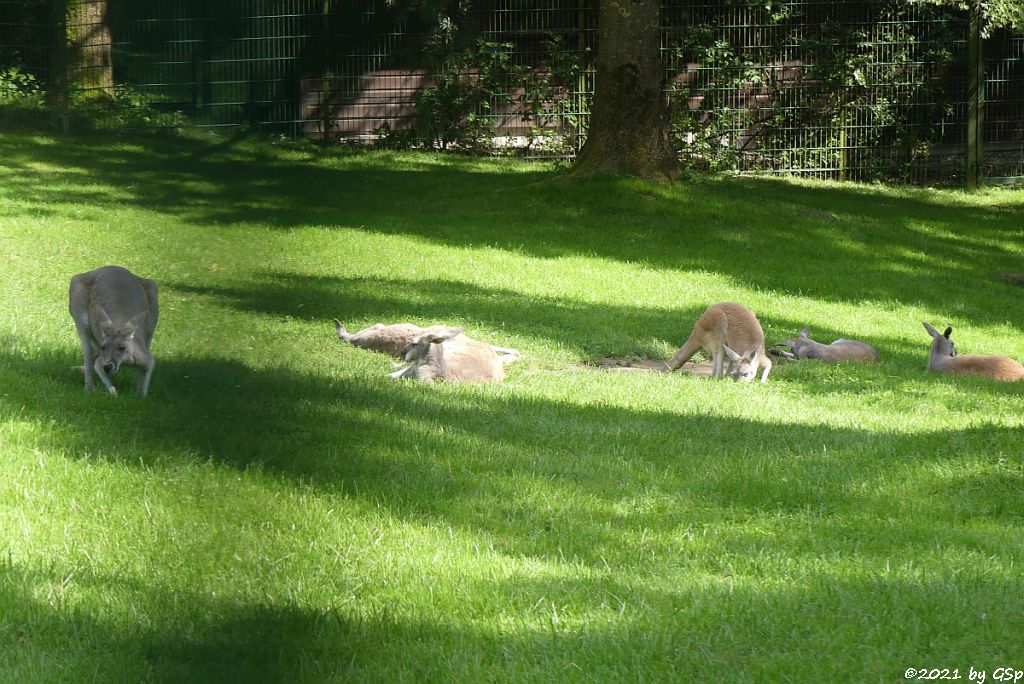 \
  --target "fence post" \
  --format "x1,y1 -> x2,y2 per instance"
838,103 -> 847,181
966,8 -> 984,189
576,0 -> 586,152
